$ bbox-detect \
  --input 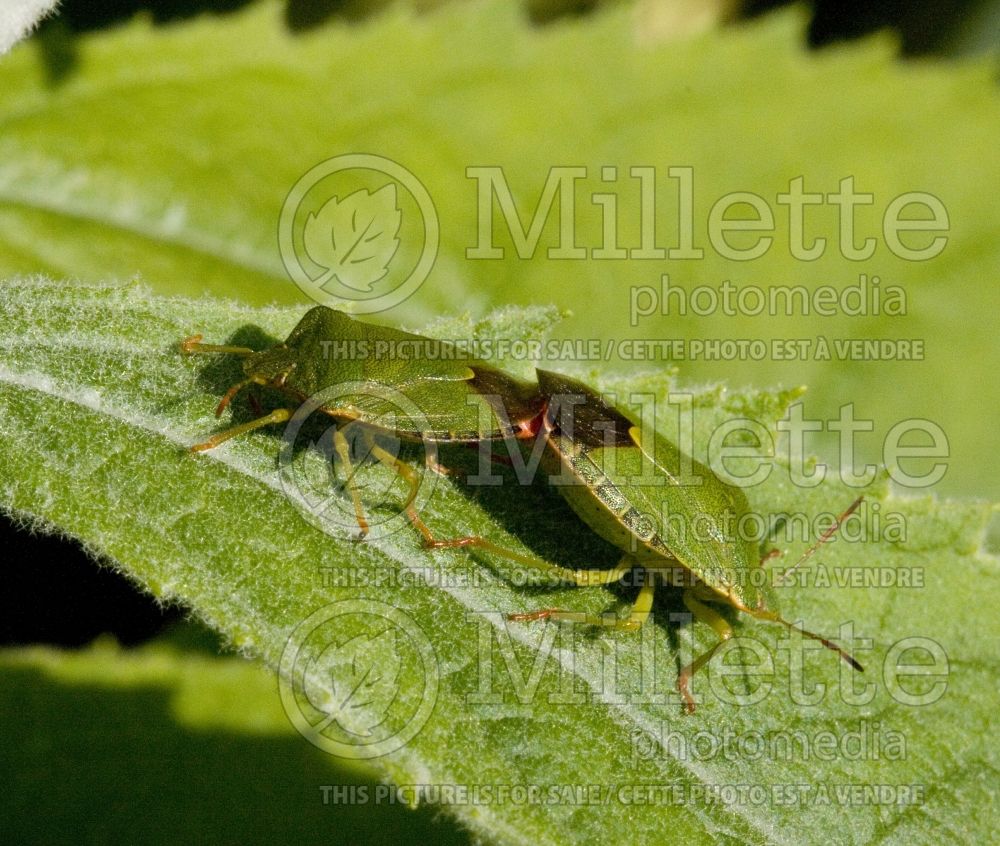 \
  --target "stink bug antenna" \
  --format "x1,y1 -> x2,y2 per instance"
751,609 -> 864,672
773,495 -> 863,587
180,334 -> 256,357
